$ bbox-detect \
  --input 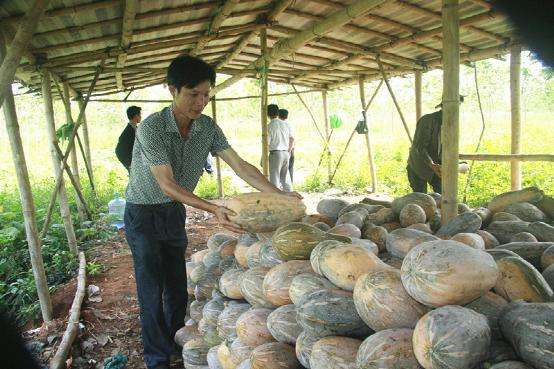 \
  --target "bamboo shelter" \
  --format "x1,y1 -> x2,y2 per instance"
1,0 -> 554,340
